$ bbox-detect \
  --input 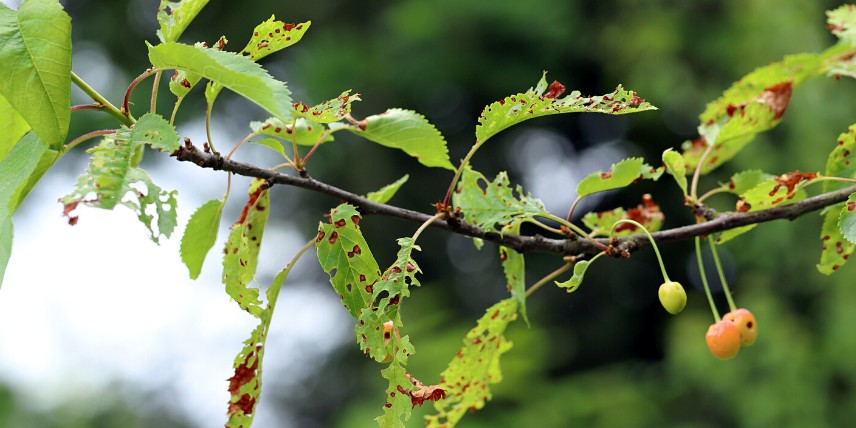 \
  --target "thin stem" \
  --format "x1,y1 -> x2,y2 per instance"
267,238 -> 317,305
71,104 -> 105,113
812,176 -> 856,185
226,133 -> 255,160
289,119 -> 302,169
150,71 -> 162,113
169,97 -> 184,126
63,129 -> 116,152
707,236 -> 737,312
543,213 -> 608,251
412,212 -> 446,242
527,218 -> 565,236
566,195 -> 583,222
205,103 -> 217,153
697,186 -> 729,203
612,219 -> 670,282
123,68 -> 161,120
689,143 -> 714,200
71,71 -> 133,126
696,236 -> 720,322
525,261 -> 573,297
442,143 -> 480,206
271,162 -> 296,172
